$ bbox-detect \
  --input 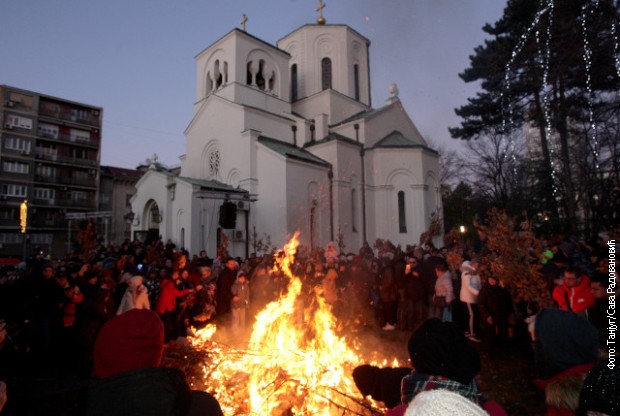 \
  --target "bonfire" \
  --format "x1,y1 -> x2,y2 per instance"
181,233 -> 398,415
